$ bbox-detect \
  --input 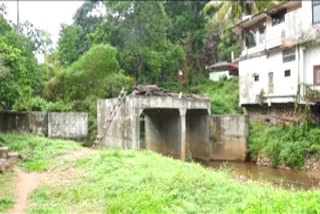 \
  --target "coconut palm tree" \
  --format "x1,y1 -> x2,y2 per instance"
204,0 -> 280,24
